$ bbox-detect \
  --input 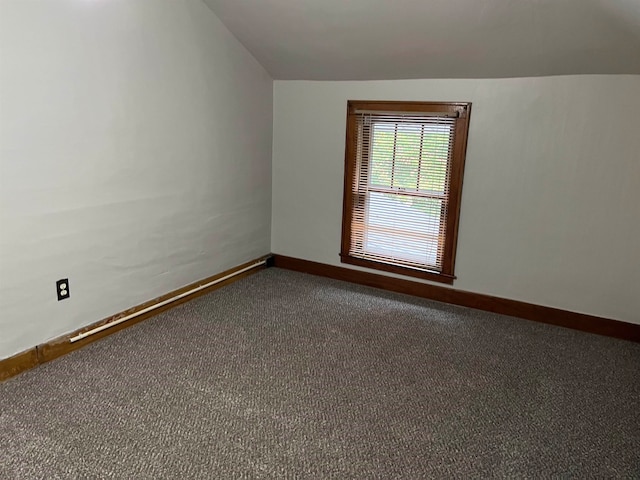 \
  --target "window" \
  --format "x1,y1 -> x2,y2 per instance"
341,101 -> 471,284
